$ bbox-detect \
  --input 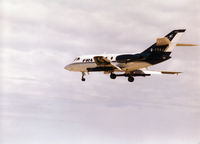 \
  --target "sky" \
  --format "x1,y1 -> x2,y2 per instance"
0,0 -> 200,144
